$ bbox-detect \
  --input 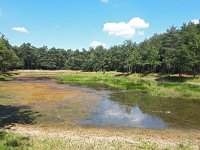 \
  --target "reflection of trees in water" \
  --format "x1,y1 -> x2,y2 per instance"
0,105 -> 40,127
111,92 -> 200,129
